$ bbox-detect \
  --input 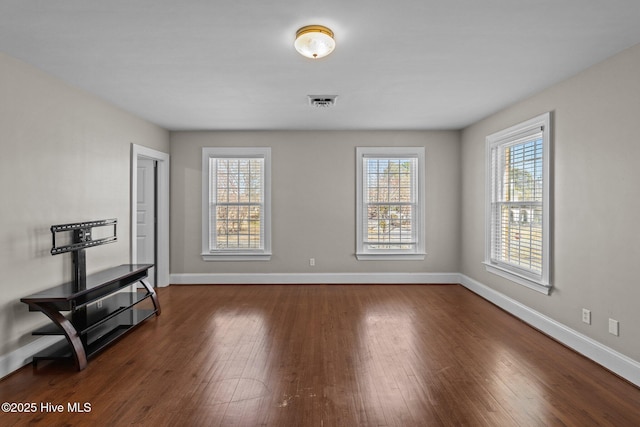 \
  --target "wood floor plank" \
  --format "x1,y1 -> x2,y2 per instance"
1,284 -> 640,426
